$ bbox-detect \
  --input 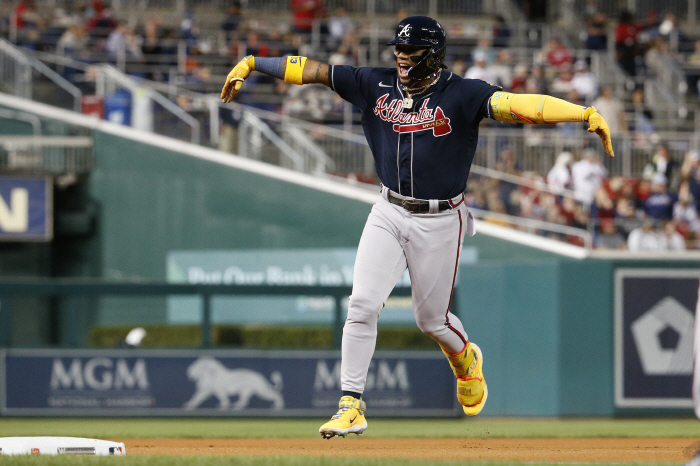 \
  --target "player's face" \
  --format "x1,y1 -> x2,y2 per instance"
394,45 -> 428,84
